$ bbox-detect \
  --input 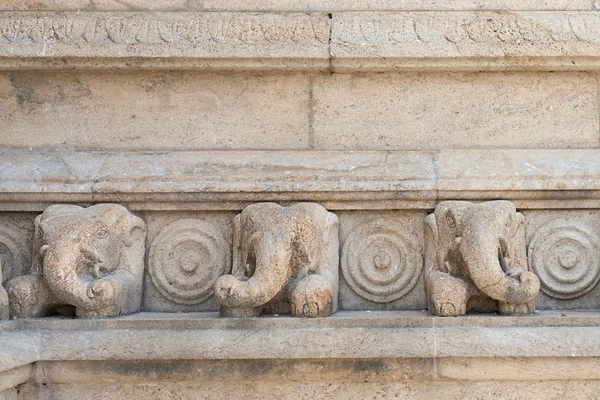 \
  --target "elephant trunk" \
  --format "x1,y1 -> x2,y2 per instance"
215,233 -> 291,308
460,224 -> 538,304
42,240 -> 99,309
